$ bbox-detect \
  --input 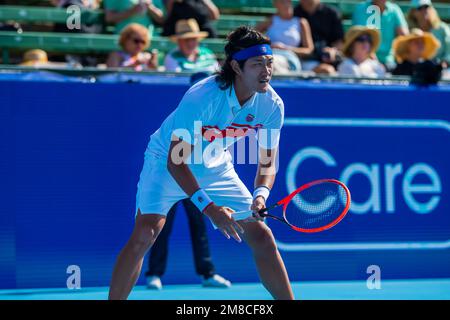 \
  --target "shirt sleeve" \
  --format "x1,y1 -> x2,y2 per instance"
373,60 -> 386,77
257,101 -> 284,150
170,86 -> 212,146
337,59 -> 356,76
393,5 -> 408,29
